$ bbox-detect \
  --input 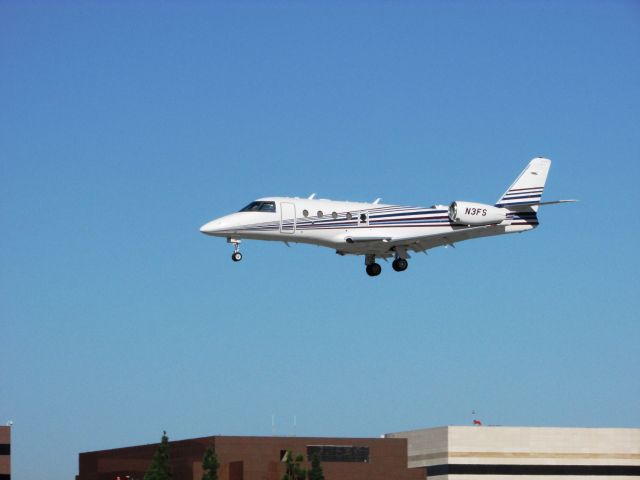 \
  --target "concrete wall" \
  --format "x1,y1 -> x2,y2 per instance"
387,426 -> 640,480
386,426 -> 449,468
446,426 -> 640,466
